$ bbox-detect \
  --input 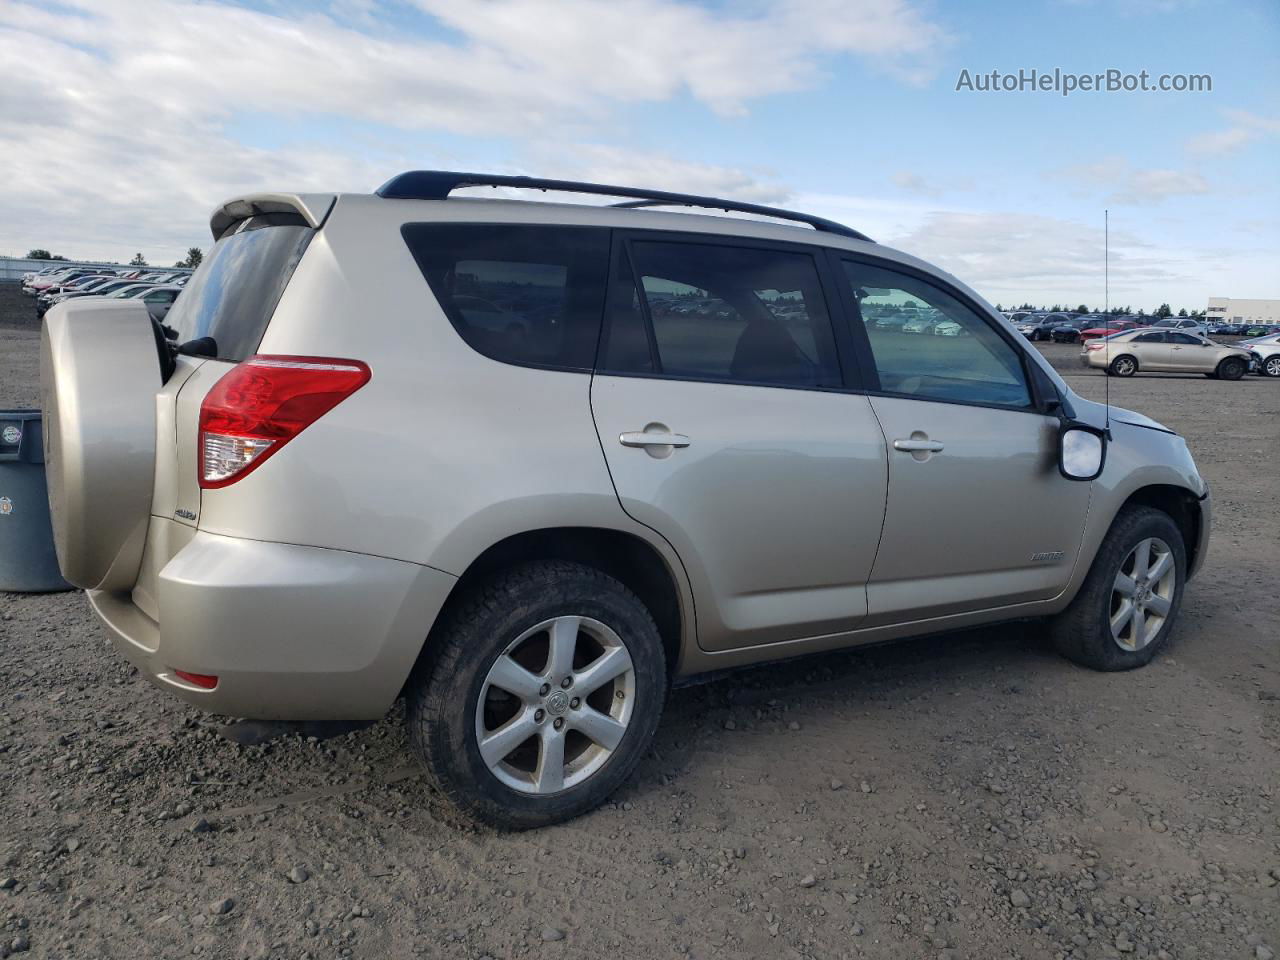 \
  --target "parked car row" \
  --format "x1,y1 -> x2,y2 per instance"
1207,322 -> 1280,337
862,305 -> 969,337
22,264 -> 190,296
22,265 -> 189,321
